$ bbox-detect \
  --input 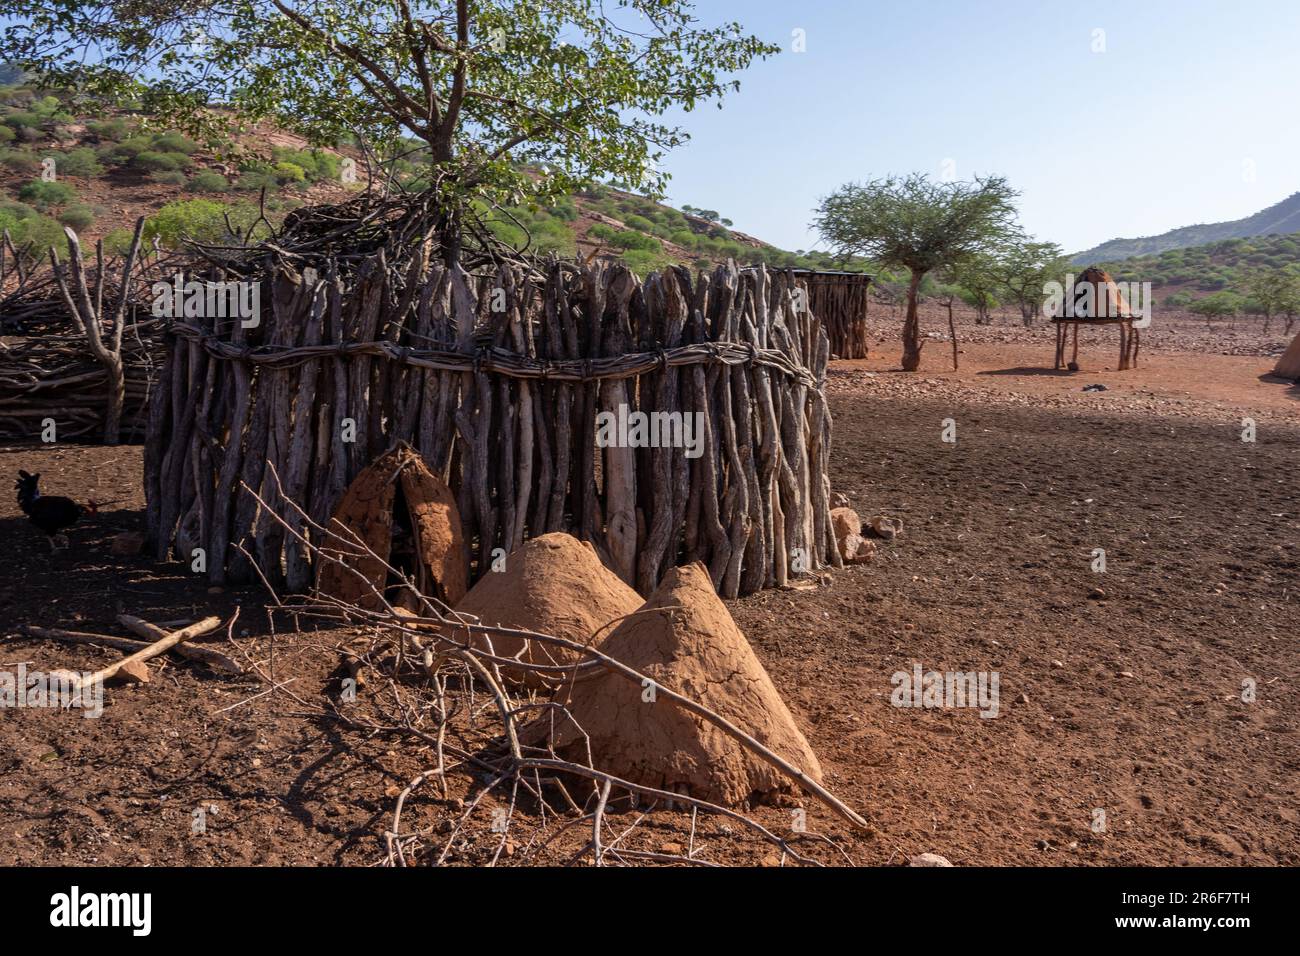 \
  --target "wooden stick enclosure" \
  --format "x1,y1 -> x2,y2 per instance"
144,256 -> 842,599
790,270 -> 873,360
